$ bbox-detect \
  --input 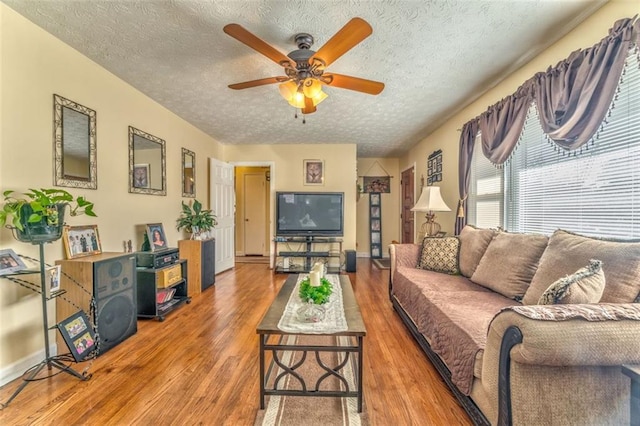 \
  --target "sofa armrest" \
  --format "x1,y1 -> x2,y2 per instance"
489,304 -> 640,366
389,243 -> 421,284
483,304 -> 640,425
